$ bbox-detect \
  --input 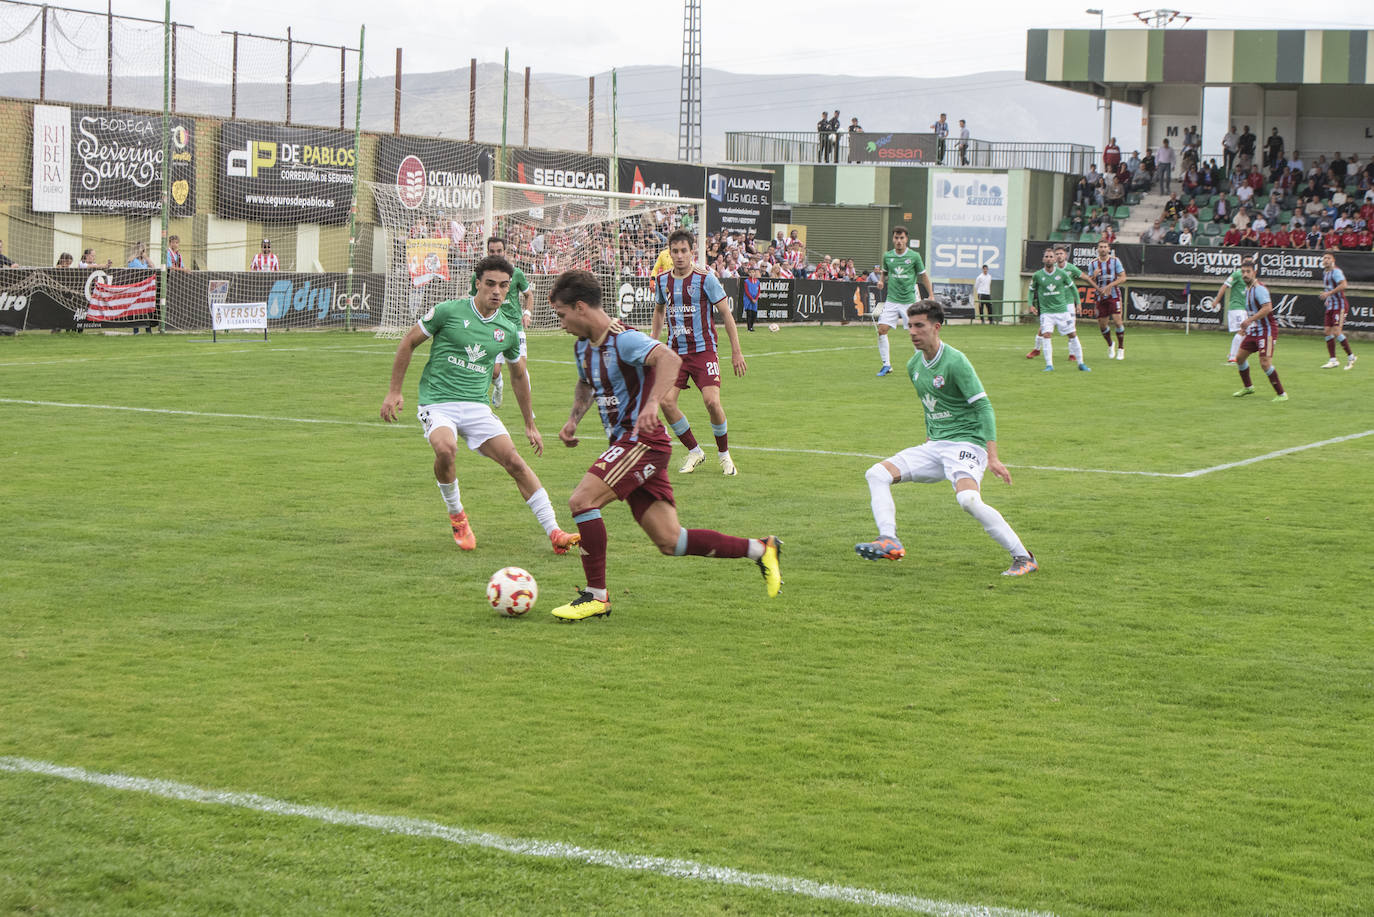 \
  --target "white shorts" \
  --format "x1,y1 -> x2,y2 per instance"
887,440 -> 987,488
1227,309 -> 1247,333
1039,312 -> 1077,336
877,301 -> 912,328
418,401 -> 509,451
495,330 -> 528,364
